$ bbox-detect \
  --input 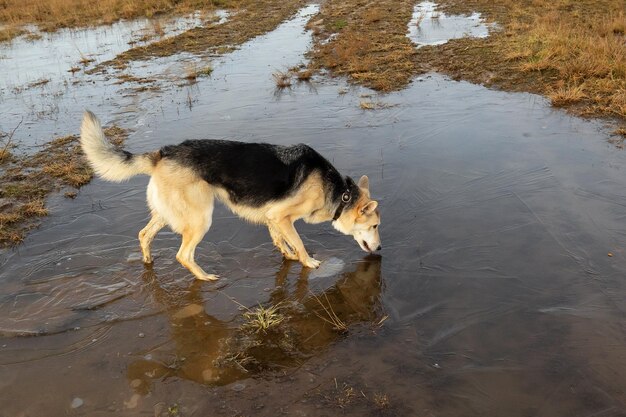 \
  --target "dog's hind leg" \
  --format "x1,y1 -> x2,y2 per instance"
268,224 -> 298,260
176,227 -> 218,281
175,195 -> 218,281
139,214 -> 166,264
